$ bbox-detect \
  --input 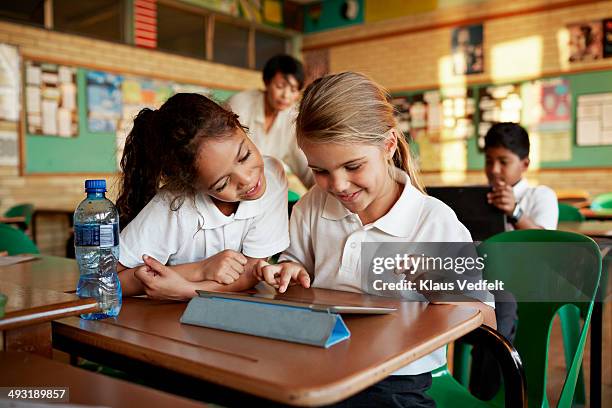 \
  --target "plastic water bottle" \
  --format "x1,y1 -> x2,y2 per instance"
75,179 -> 122,319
